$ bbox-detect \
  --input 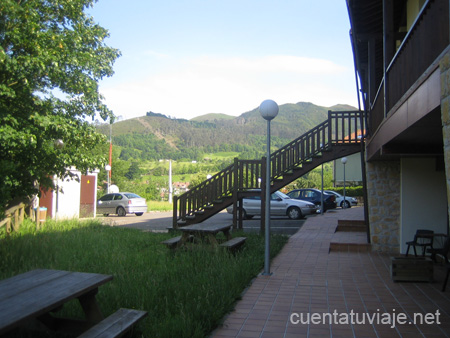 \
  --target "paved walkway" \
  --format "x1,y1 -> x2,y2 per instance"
212,207 -> 450,338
